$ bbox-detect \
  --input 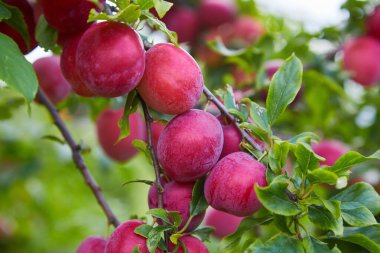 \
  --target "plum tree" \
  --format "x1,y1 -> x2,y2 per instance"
138,43 -> 204,115
0,0 -> 37,54
33,56 -> 71,104
170,236 -> 209,253
96,108 -> 146,162
60,31 -> 95,97
76,236 -> 107,253
343,36 -> 380,86
76,21 -> 145,98
162,7 -> 199,44
148,181 -> 205,232
199,0 -> 236,28
40,0 -> 105,33
312,140 -> 348,166
157,110 -> 223,182
204,207 -> 243,238
204,152 -> 267,216
367,6 -> 380,41
105,220 -> 160,253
